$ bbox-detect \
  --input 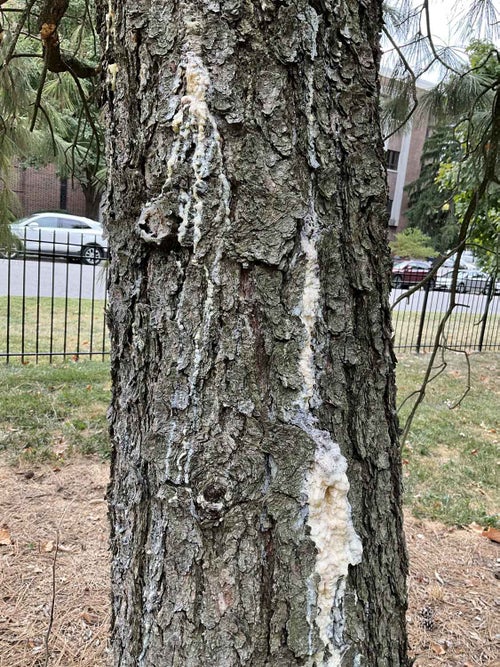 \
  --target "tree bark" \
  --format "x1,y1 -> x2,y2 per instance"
81,177 -> 102,221
101,1 -> 408,665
